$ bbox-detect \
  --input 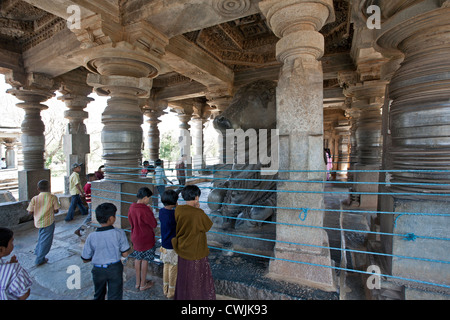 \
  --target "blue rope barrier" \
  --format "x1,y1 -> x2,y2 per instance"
208,246 -> 450,290
91,187 -> 450,220
90,192 -> 450,266
104,167 -> 450,187
89,166 -> 450,291
105,165 -> 450,173
208,230 -> 450,265
100,176 -> 450,198
90,191 -> 450,243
